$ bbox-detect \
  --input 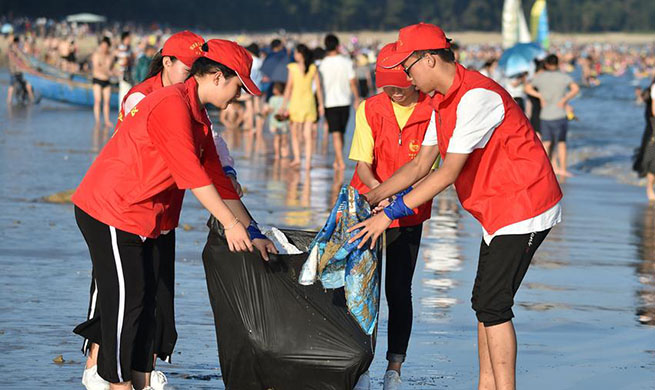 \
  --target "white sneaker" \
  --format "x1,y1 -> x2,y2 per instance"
150,370 -> 168,390
383,370 -> 402,390
82,365 -> 110,390
353,370 -> 370,390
